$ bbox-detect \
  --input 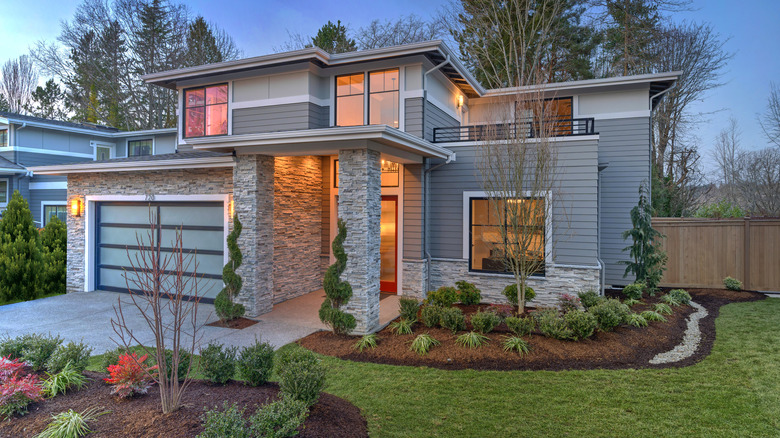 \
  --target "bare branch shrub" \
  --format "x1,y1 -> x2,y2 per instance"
759,82 -> 780,148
